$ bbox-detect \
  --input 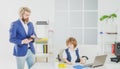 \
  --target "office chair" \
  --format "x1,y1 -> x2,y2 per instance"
111,42 -> 120,63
